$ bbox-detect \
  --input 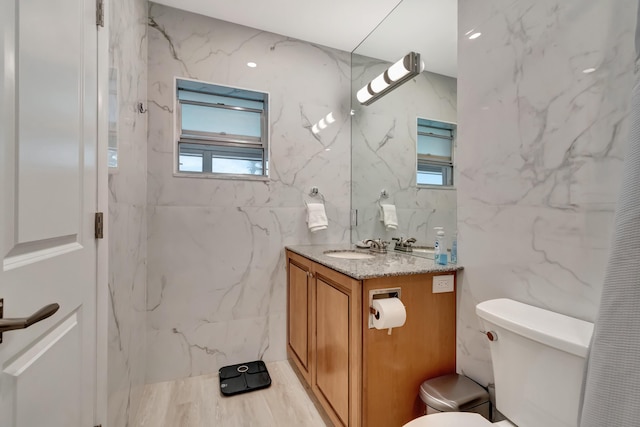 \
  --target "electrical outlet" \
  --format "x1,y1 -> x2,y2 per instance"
432,275 -> 454,293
